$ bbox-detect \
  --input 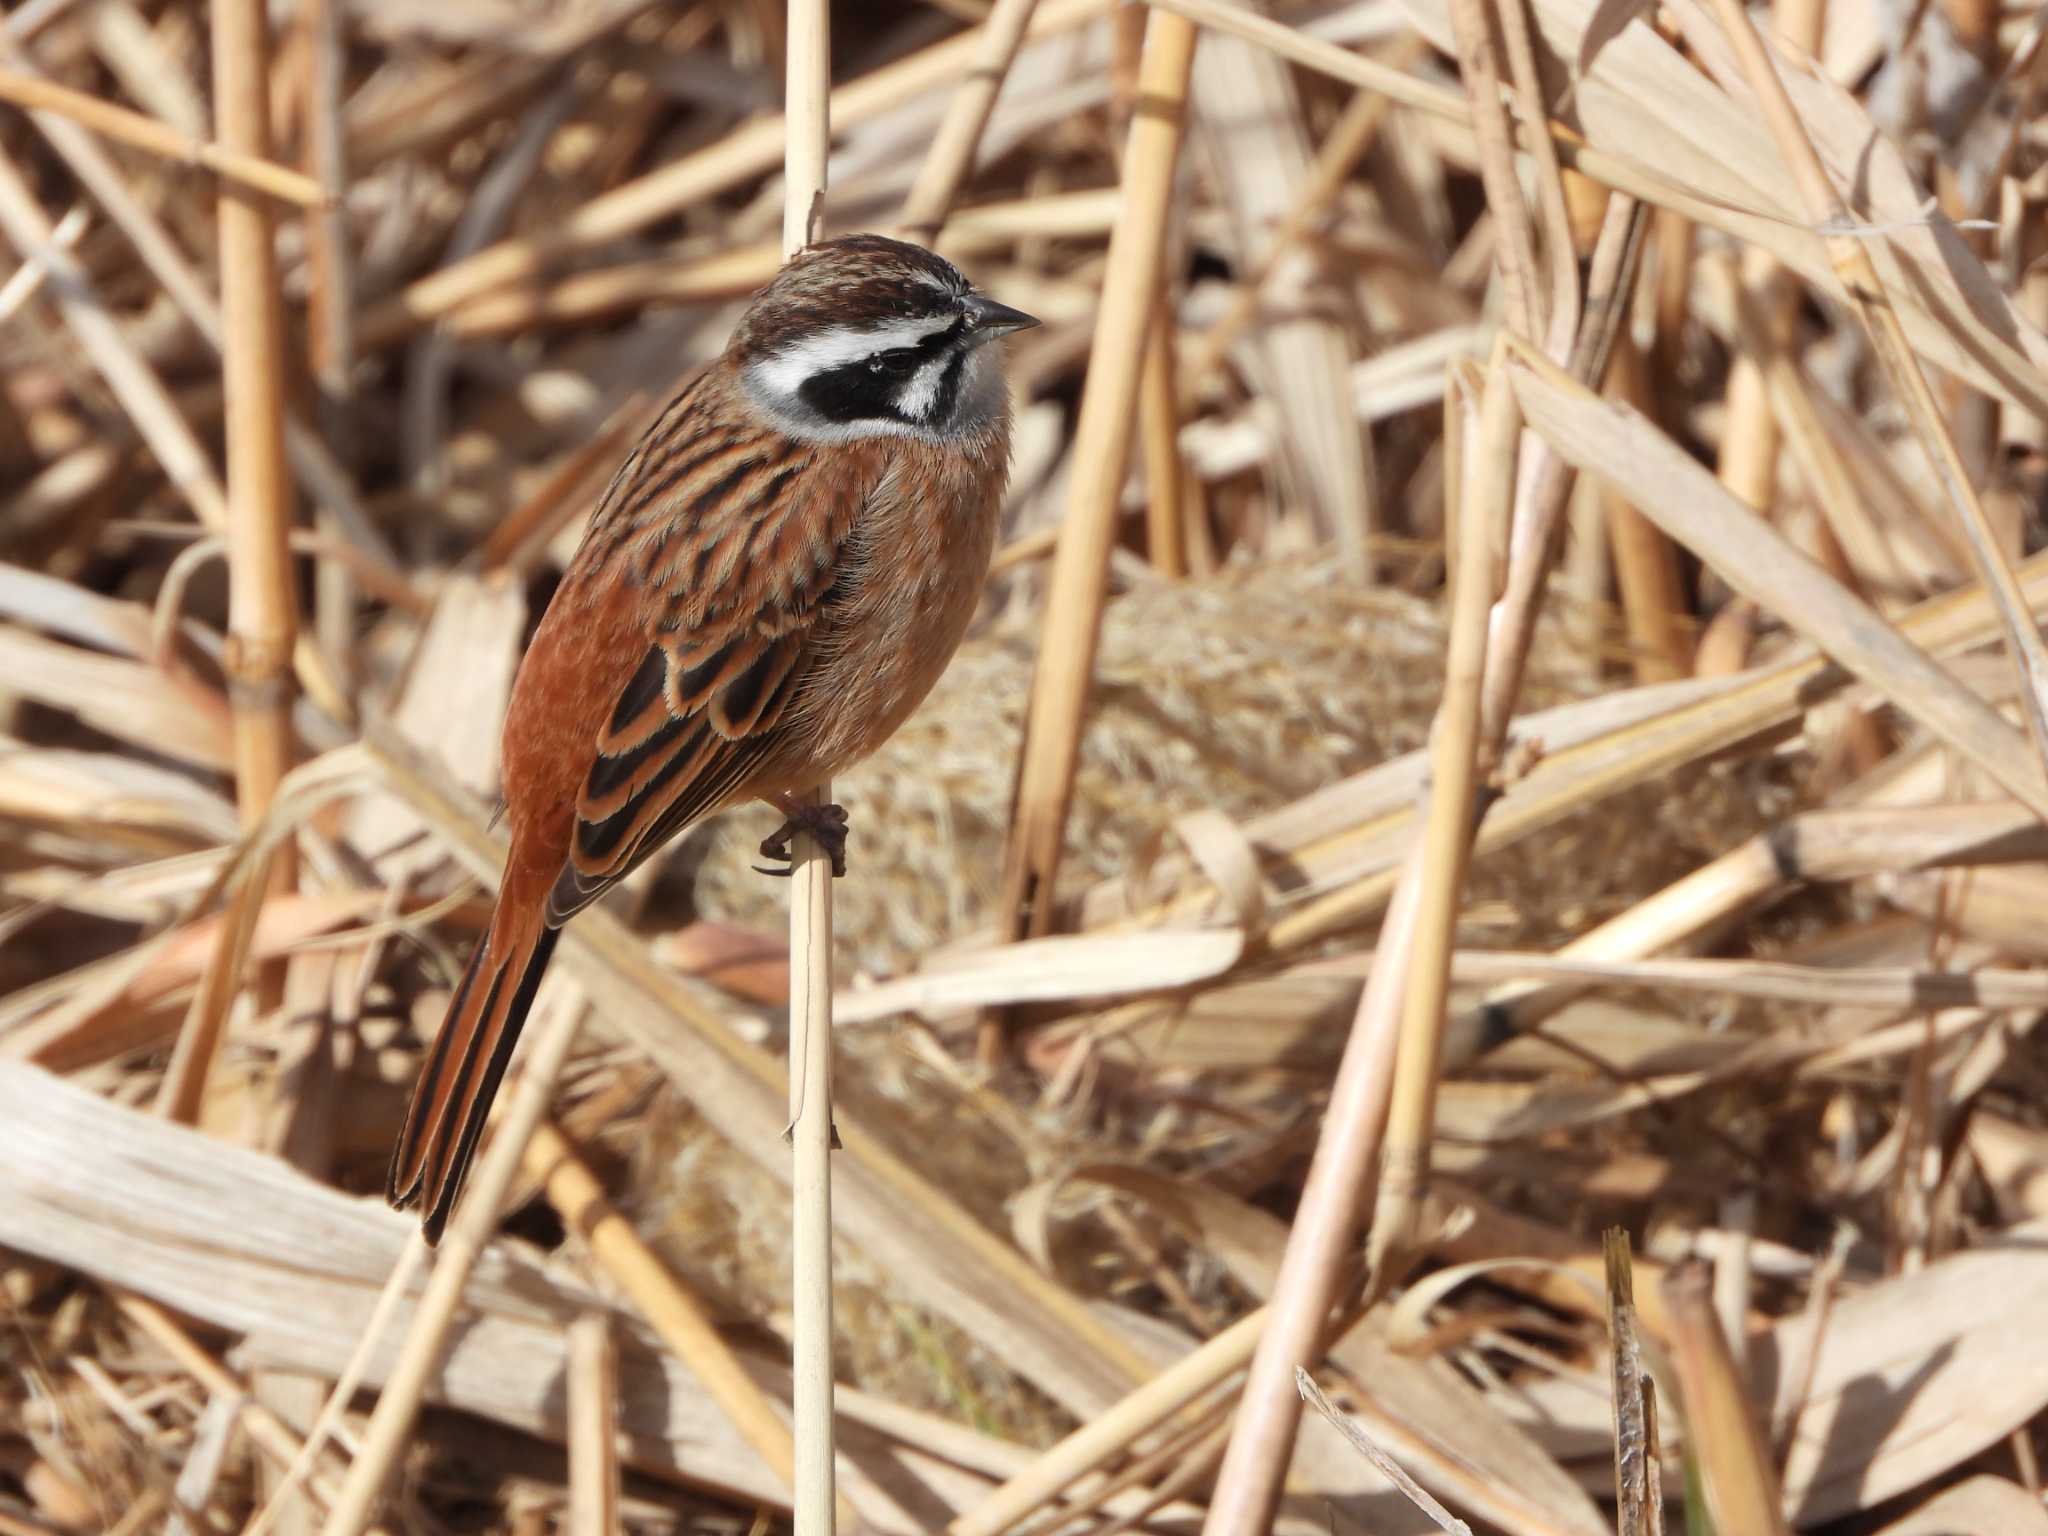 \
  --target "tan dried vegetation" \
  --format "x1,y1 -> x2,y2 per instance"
1,0 -> 2046,1532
